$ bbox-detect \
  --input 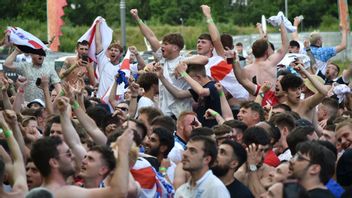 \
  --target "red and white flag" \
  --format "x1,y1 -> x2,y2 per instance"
78,16 -> 113,80
100,50 -> 131,112
205,55 -> 249,100
7,27 -> 48,56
